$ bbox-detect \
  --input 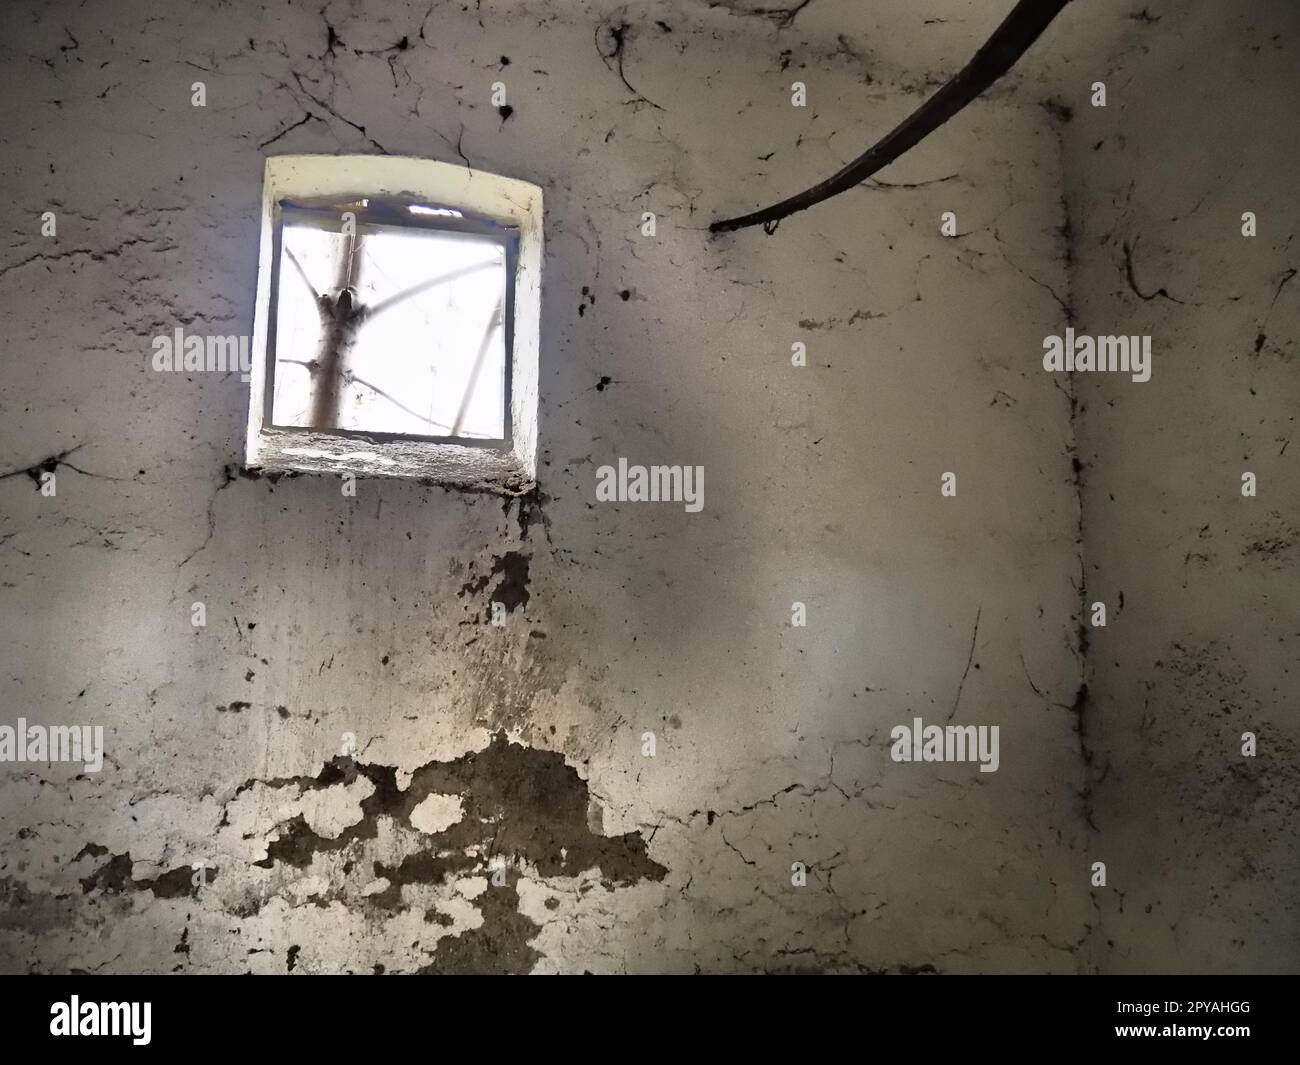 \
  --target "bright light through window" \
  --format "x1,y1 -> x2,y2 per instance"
270,208 -> 510,441
246,156 -> 543,489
